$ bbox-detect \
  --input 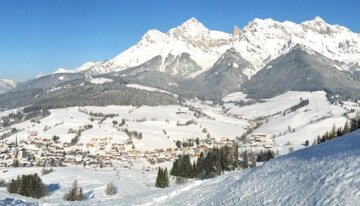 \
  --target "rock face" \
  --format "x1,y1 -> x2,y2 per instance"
177,48 -> 253,101
232,26 -> 242,39
242,45 -> 360,99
